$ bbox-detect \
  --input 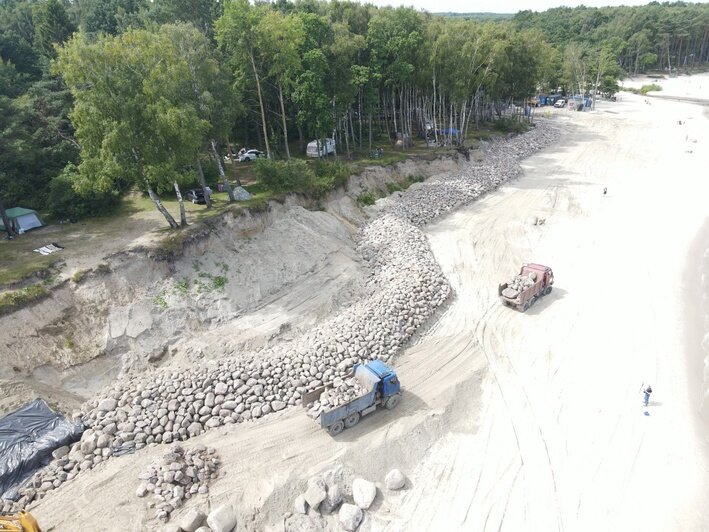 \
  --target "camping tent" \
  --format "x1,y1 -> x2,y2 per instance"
0,207 -> 45,234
